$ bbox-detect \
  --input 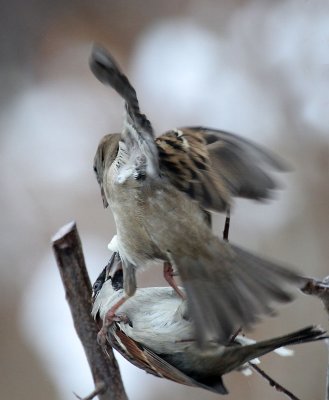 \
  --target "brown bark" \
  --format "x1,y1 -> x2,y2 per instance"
52,221 -> 128,400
